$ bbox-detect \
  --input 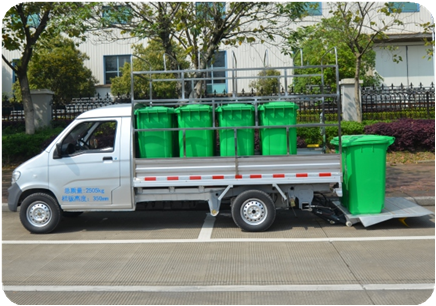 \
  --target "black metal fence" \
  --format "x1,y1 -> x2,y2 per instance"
2,84 -> 435,123
2,94 -> 131,122
361,83 -> 435,120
